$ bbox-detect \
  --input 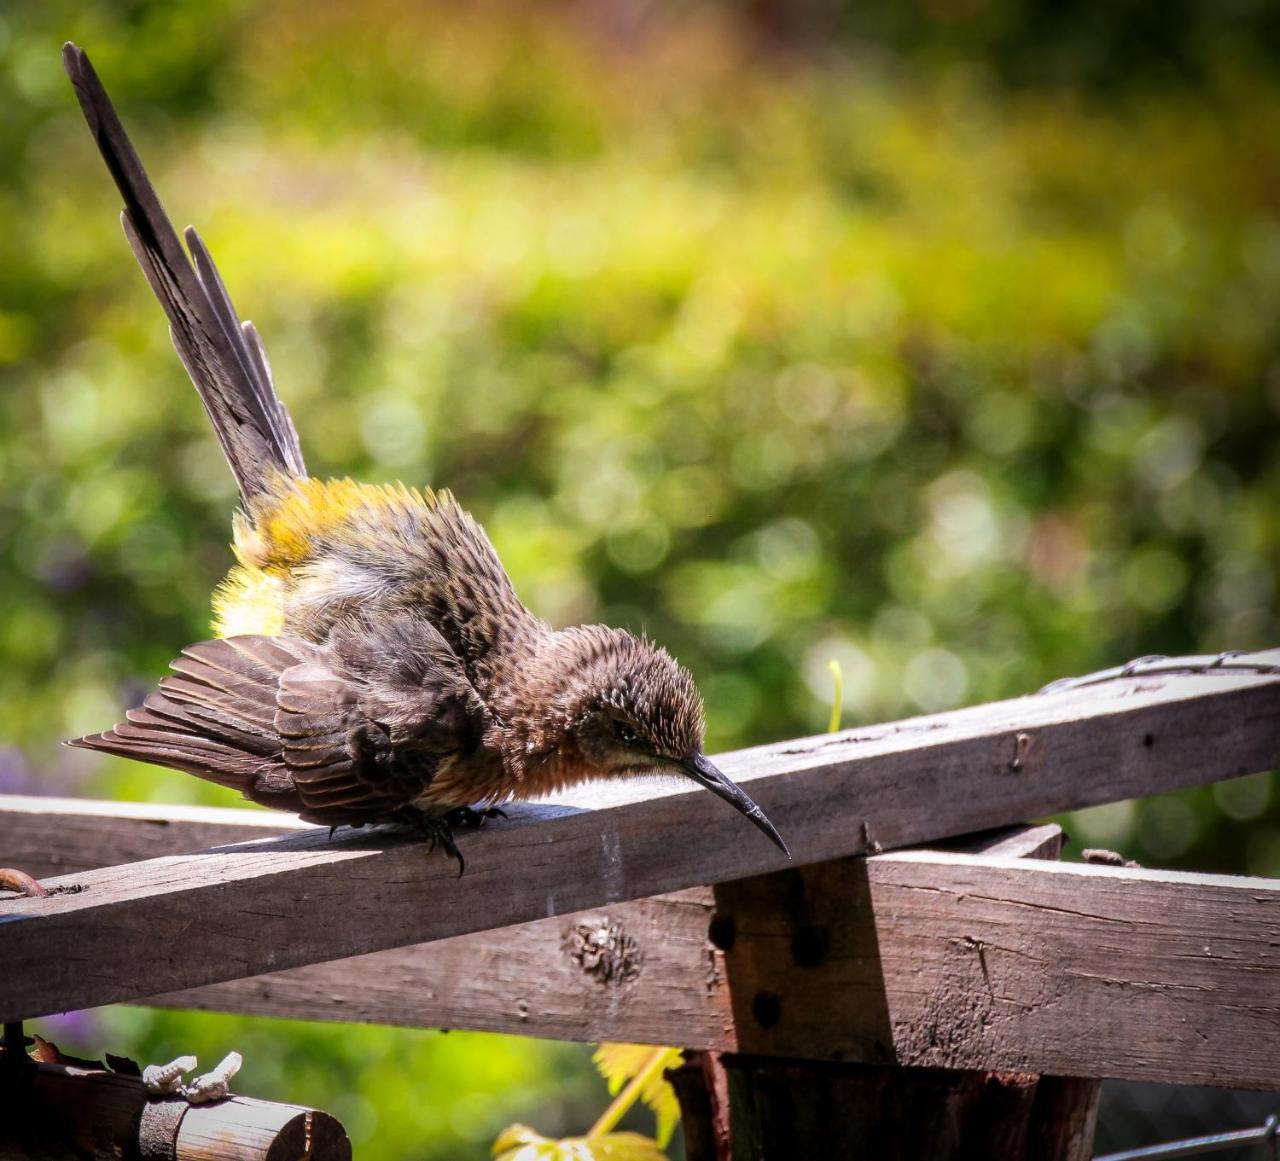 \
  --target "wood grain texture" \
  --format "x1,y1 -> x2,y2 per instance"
0,798 -> 1058,1050
723,1059 -> 1044,1161
0,796 -> 311,880
1,656 -> 1276,1022
0,797 -> 1061,879
158,849 -> 1278,1088
720,1059 -> 1096,1161
4,795 -> 1279,1088
714,853 -> 1280,1088
156,842 -> 1280,1089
